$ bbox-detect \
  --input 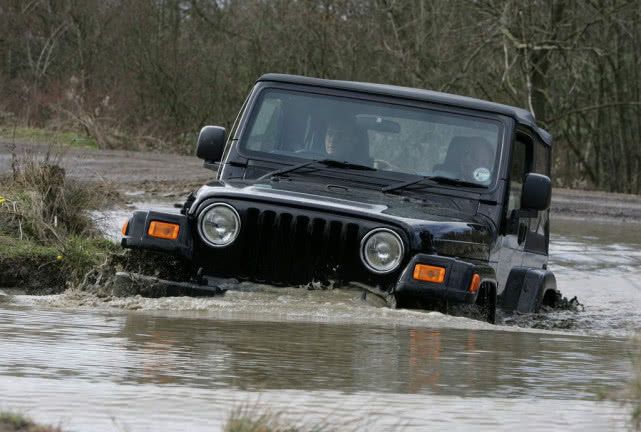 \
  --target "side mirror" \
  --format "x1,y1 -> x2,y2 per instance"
196,126 -> 226,162
521,173 -> 551,211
